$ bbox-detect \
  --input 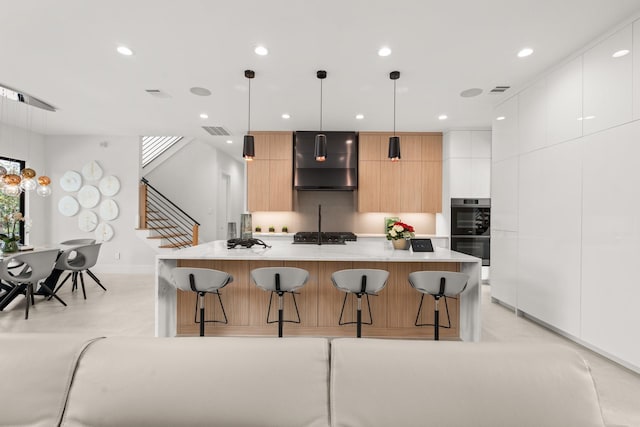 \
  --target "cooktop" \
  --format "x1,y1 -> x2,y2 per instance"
293,232 -> 357,245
